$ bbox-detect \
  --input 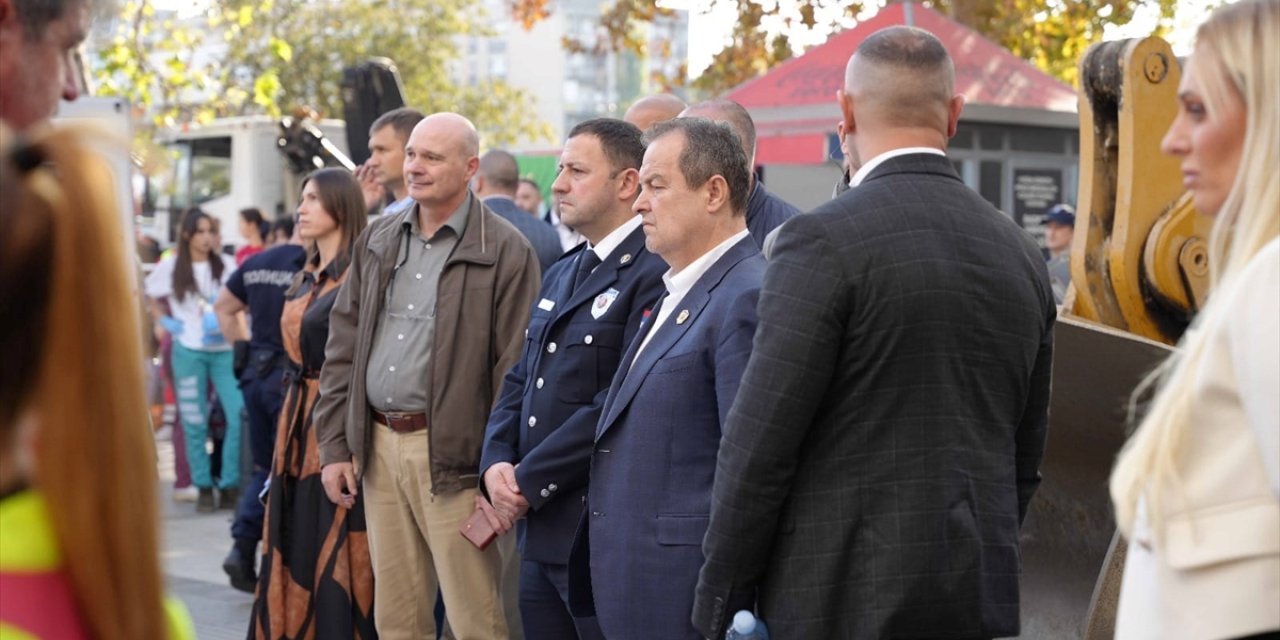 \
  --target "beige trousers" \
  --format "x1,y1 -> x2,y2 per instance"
364,422 -> 508,640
